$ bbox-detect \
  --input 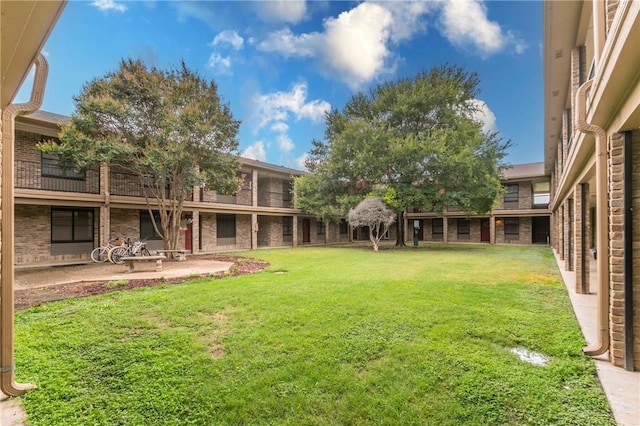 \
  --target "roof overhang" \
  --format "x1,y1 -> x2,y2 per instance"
1,0 -> 66,108
543,0 -> 583,175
